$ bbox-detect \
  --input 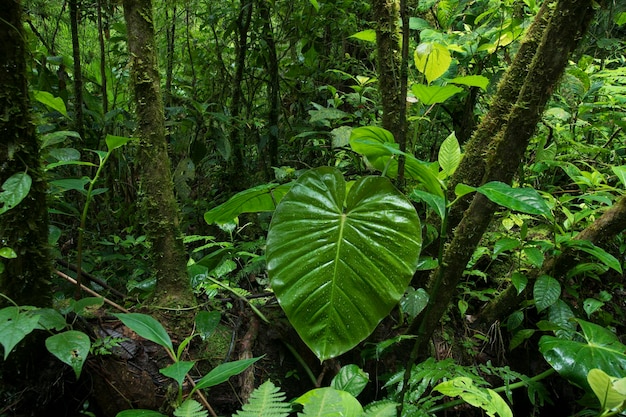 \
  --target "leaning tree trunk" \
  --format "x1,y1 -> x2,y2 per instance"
0,0 -> 51,308
122,0 -> 195,312
405,0 -> 596,358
